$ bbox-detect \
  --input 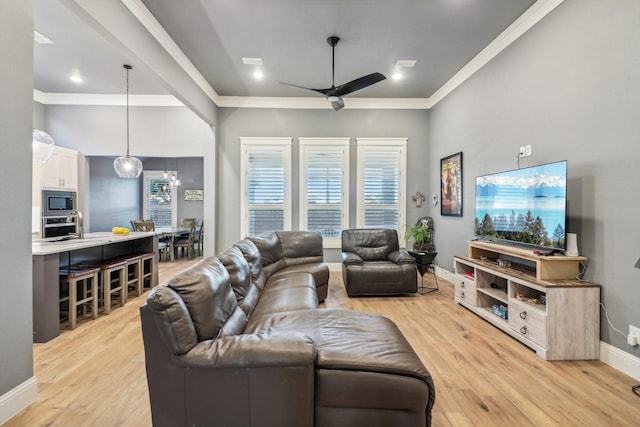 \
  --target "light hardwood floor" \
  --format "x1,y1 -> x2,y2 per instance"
7,259 -> 640,426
